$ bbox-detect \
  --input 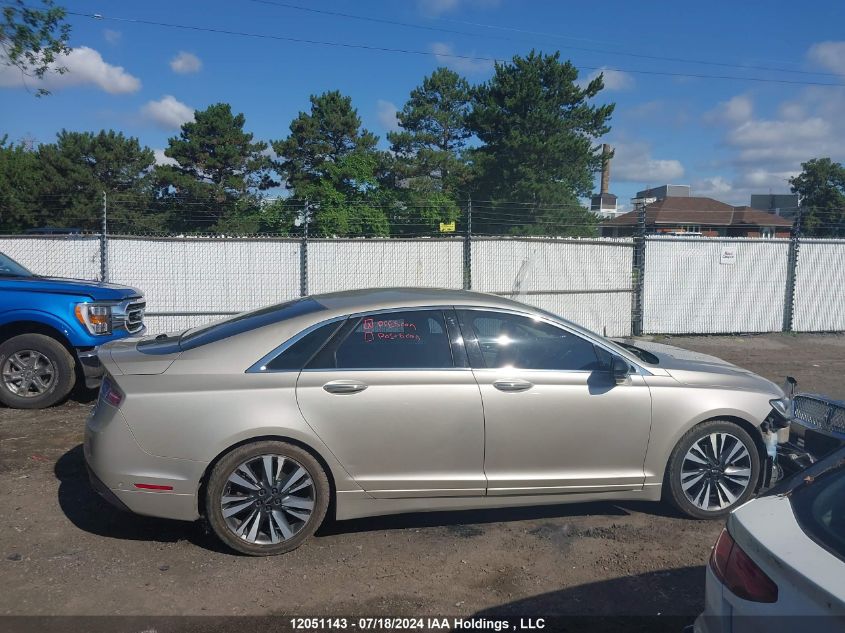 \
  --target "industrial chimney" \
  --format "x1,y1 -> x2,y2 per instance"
591,144 -> 618,219
600,143 -> 611,195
